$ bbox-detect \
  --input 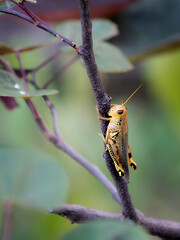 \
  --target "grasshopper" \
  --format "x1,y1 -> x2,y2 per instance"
97,85 -> 142,183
